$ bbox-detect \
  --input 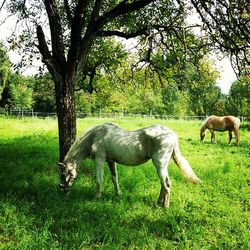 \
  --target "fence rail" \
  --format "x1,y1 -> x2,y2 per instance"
1,108 -> 250,122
